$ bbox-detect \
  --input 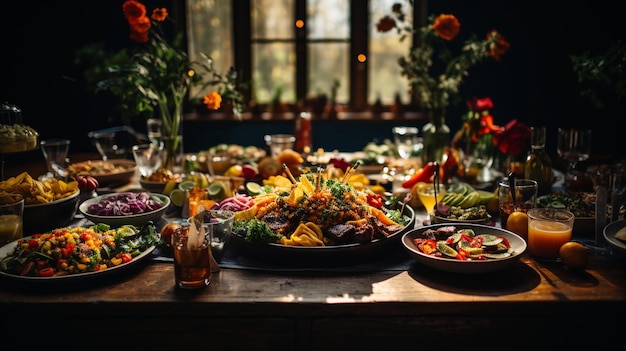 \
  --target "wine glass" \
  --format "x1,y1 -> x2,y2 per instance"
392,126 -> 421,160
132,143 -> 164,178
557,128 -> 592,190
